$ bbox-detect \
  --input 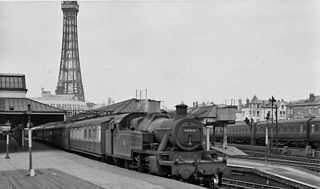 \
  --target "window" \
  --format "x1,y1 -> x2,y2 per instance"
93,127 -> 96,140
311,125 -> 315,134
